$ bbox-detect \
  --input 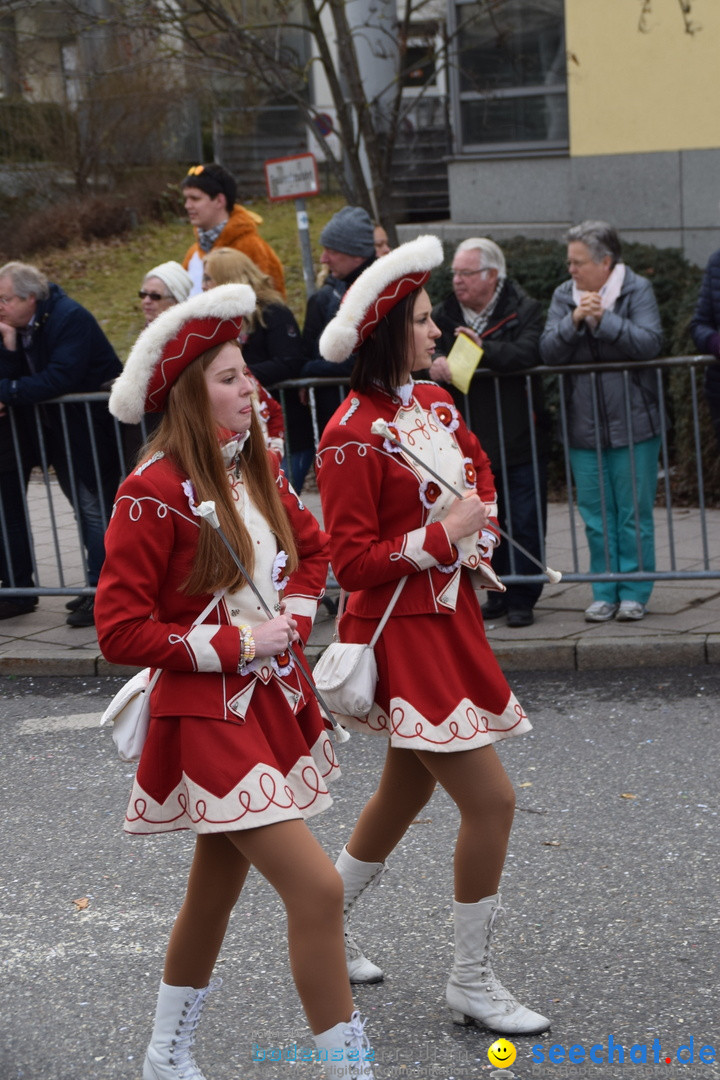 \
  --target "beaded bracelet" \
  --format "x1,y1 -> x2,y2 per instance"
238,626 -> 256,673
